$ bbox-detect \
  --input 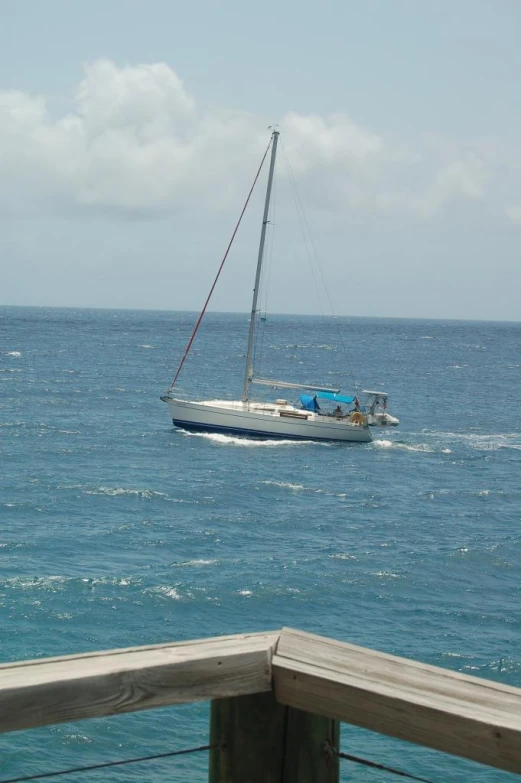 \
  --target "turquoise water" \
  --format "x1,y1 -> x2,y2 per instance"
1,306 -> 520,782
